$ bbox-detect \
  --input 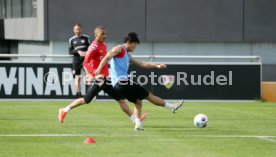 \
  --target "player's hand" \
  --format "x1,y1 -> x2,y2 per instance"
94,69 -> 100,76
95,74 -> 104,80
86,74 -> 93,83
78,50 -> 86,57
157,64 -> 167,69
